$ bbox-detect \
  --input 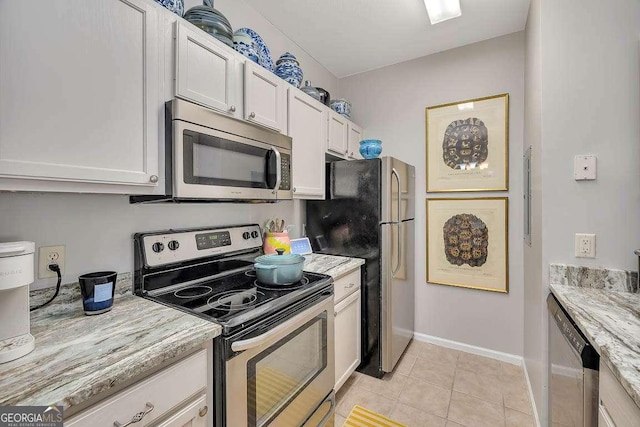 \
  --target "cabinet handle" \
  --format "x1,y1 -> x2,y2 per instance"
345,283 -> 356,289
351,152 -> 354,156
229,105 -> 236,112
149,175 -> 158,184
249,112 -> 256,119
198,406 -> 208,418
293,187 -> 297,192
345,149 -> 349,154
113,402 -> 154,427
